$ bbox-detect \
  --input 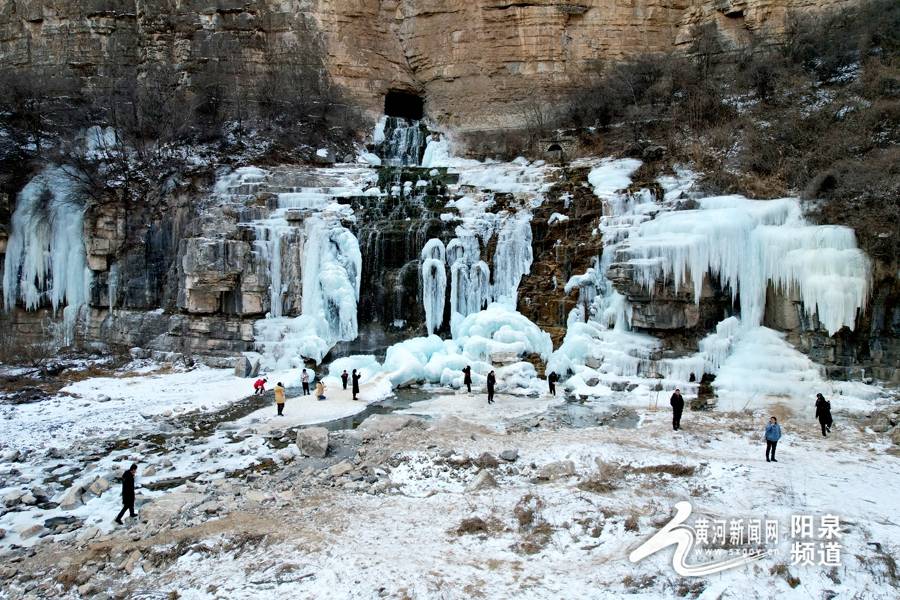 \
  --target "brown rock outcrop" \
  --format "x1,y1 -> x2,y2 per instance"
0,0 -> 859,130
